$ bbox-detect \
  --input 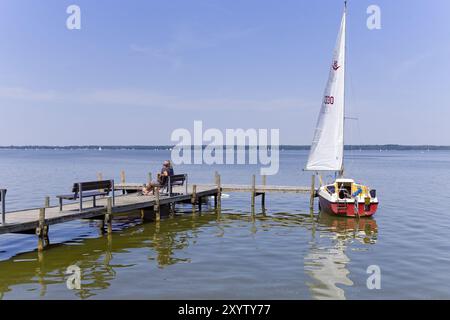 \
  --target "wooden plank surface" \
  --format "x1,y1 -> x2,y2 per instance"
115,183 -> 310,193
221,184 -> 310,193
